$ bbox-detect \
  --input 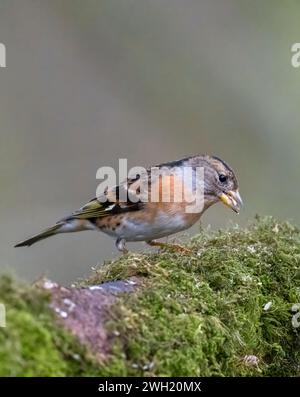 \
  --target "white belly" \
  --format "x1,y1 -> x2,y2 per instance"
101,211 -> 191,242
